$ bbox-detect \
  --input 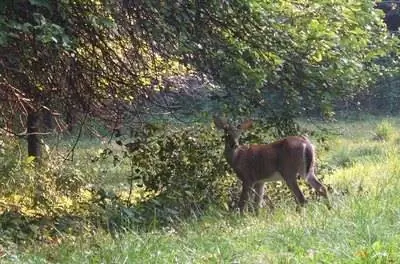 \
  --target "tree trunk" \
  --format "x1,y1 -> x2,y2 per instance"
42,108 -> 54,130
27,110 -> 41,159
65,107 -> 75,133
